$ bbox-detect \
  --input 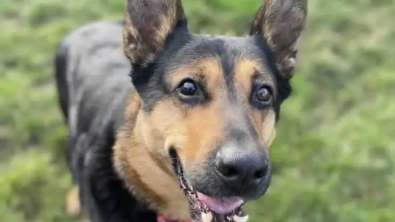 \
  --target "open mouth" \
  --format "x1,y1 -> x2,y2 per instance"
170,150 -> 249,222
